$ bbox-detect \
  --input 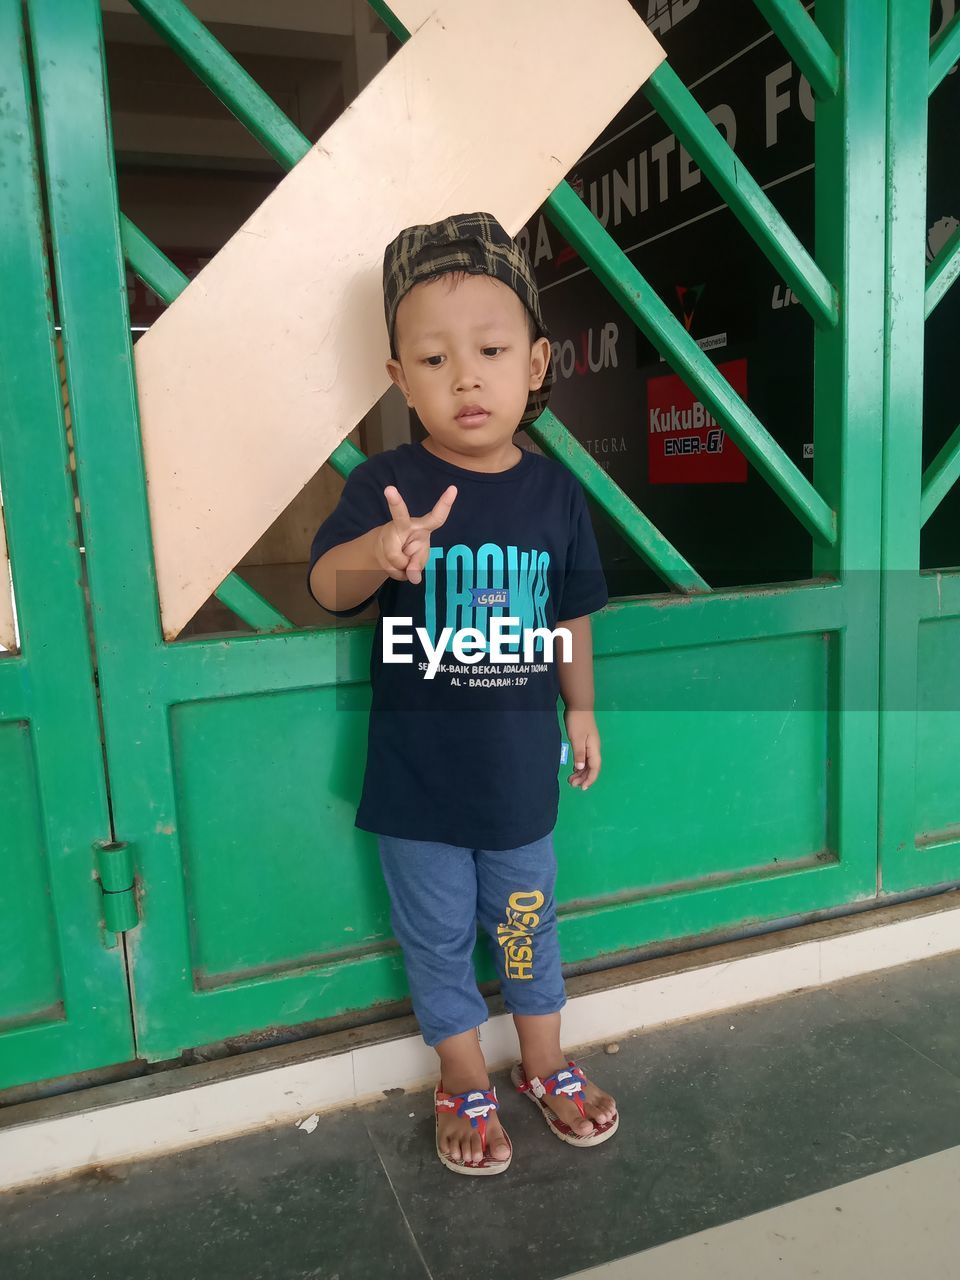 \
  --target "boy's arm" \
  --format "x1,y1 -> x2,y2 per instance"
558,615 -> 601,789
557,615 -> 596,712
309,524 -> 389,613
